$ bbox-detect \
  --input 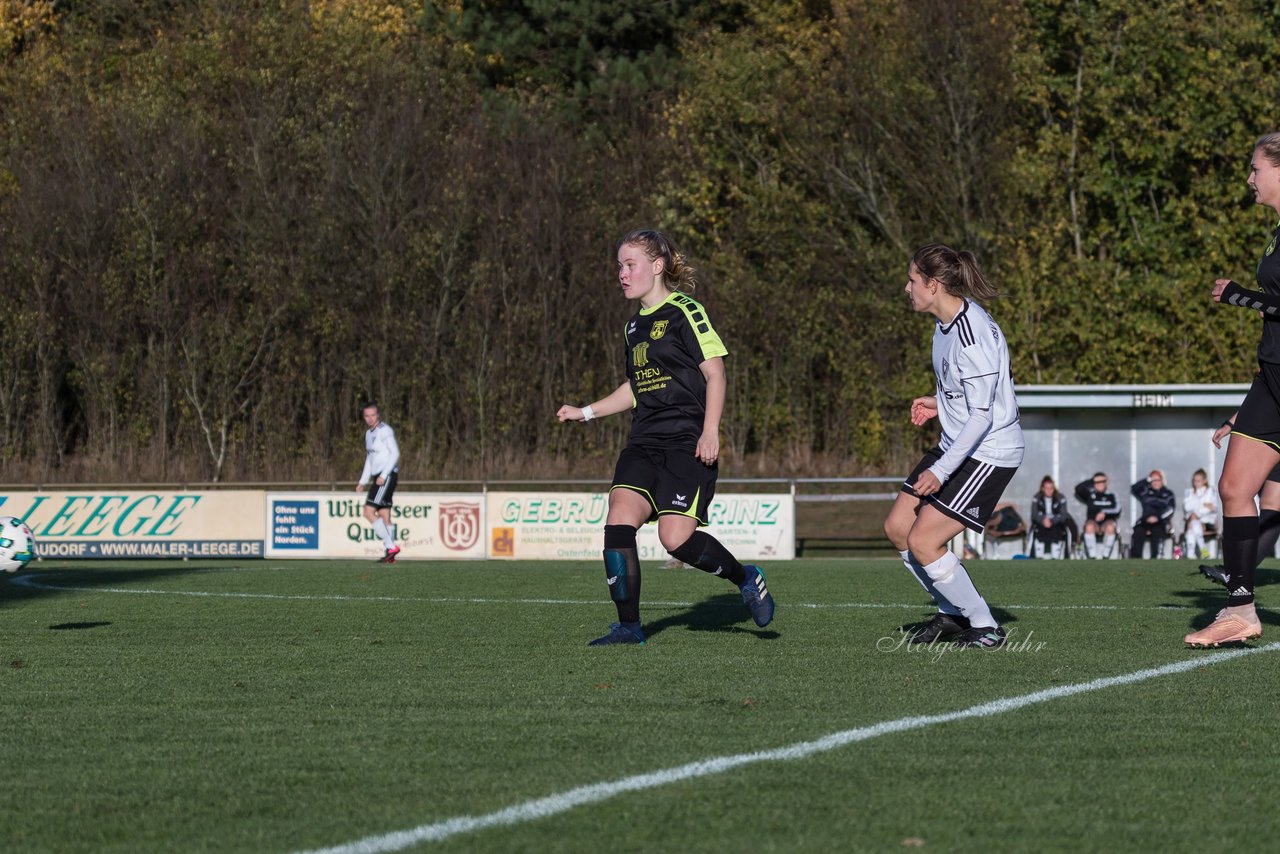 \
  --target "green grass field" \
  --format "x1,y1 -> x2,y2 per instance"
3,557 -> 1279,853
